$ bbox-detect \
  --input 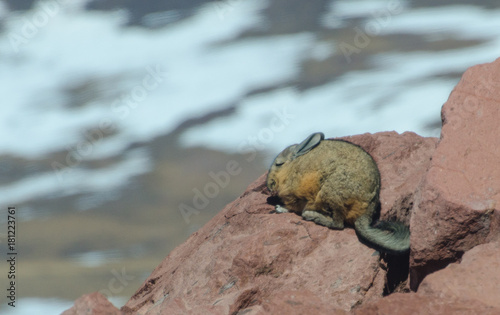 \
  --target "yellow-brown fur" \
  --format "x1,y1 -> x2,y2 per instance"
267,133 -> 410,254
